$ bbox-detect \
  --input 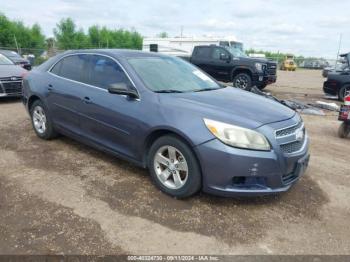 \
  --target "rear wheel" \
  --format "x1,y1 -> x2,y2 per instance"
148,135 -> 201,198
30,100 -> 57,140
232,73 -> 252,90
339,85 -> 350,101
